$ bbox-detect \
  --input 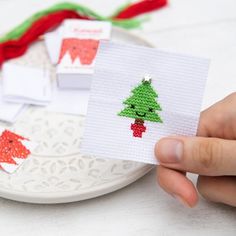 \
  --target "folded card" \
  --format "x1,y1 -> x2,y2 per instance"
0,80 -> 26,123
81,42 -> 209,164
0,99 -> 26,123
57,19 -> 111,89
0,129 -> 36,173
2,63 -> 52,106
